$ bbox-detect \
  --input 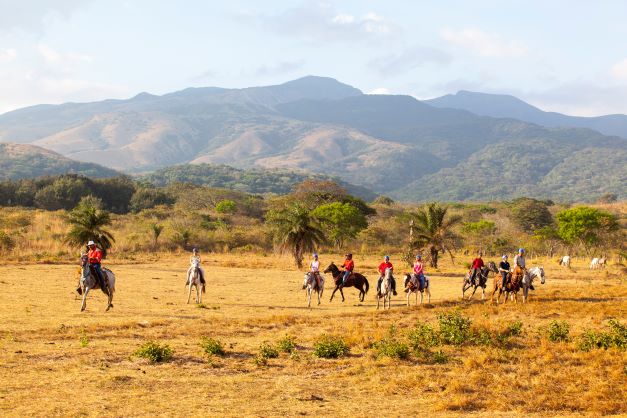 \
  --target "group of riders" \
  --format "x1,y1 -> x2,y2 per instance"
79,241 -> 531,297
